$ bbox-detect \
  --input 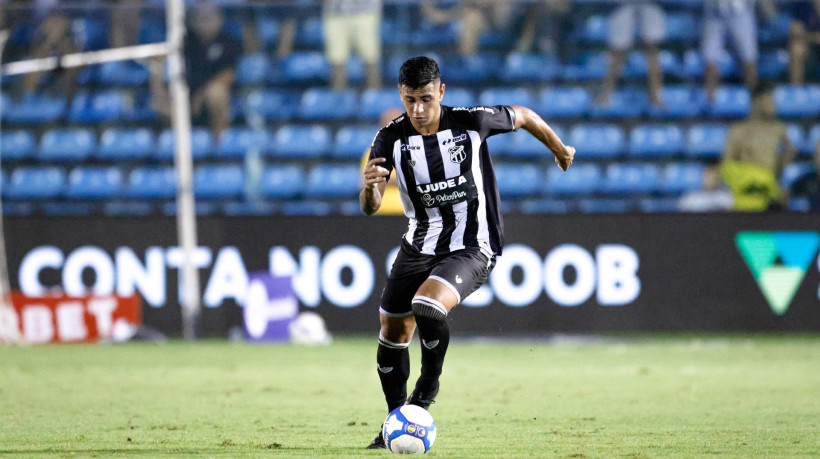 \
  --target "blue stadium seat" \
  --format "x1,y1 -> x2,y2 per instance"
256,16 -> 279,45
305,164 -> 361,198
501,53 -> 561,83
156,128 -> 214,161
478,88 -> 534,107
578,14 -> 608,43
759,12 -> 792,44
221,201 -> 278,217
629,125 -> 685,158
490,127 -> 563,159
443,87 -> 476,108
774,85 -> 820,118
709,85 -> 750,118
66,167 -> 124,200
661,162 -> 705,195
345,55 -> 366,84
161,201 -> 217,217
5,166 -> 66,200
647,85 -> 707,119
537,87 -> 591,119
334,126 -> 376,159
781,162 -> 816,189
269,125 -> 332,159
686,124 -> 728,159
805,125 -> 820,156
518,199 -> 574,214
296,17 -> 324,48
590,88 -> 648,119
69,90 -> 126,122
194,165 -> 245,199
622,50 -> 681,78
360,88 -> 403,121
758,49 -> 789,79
682,49 -> 737,79
126,167 -> 176,200
99,60 -> 150,86
281,52 -> 330,83
568,124 -> 625,159
444,54 -> 502,84
602,163 -> 662,195
664,12 -> 698,43
244,89 -> 299,121
544,163 -> 601,196
299,88 -> 358,120
563,51 -> 608,80
410,20 -> 458,47
1,130 -> 36,161
786,124 -> 808,156
98,128 -> 155,161
259,165 -> 306,199
578,198 -> 635,214
237,53 -> 270,85
121,92 -> 158,122
39,129 -> 96,162
638,197 -> 680,213
494,164 -> 541,197
216,128 -> 269,159
5,94 -> 66,124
